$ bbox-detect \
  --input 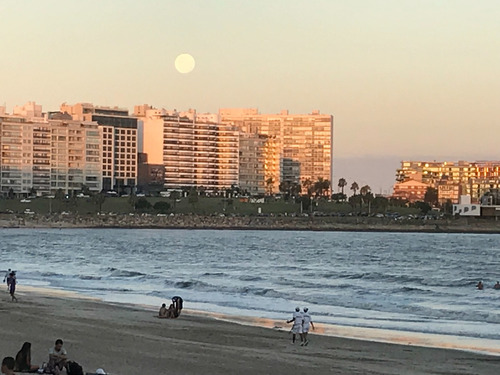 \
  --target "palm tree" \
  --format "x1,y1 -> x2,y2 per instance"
302,178 -> 313,197
265,177 -> 274,195
350,182 -> 359,196
338,178 -> 347,195
360,185 -> 371,196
